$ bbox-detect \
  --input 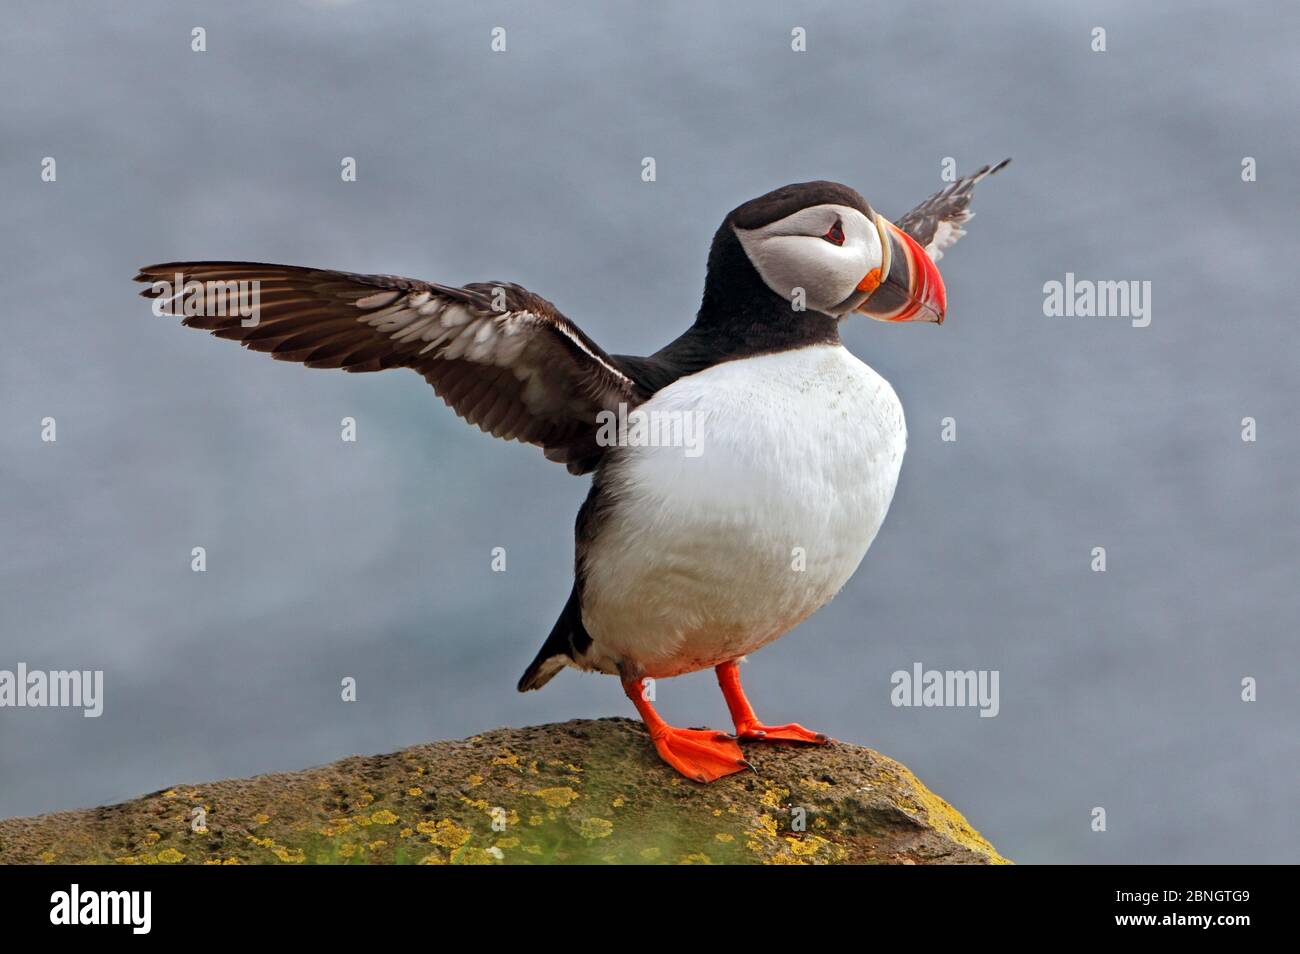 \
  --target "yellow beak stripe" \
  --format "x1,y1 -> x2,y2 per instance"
874,212 -> 893,288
